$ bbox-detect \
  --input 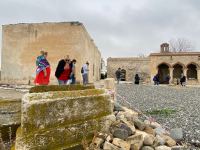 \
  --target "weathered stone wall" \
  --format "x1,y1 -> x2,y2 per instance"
1,22 -> 101,84
15,86 -> 114,150
107,57 -> 151,82
0,99 -> 21,141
